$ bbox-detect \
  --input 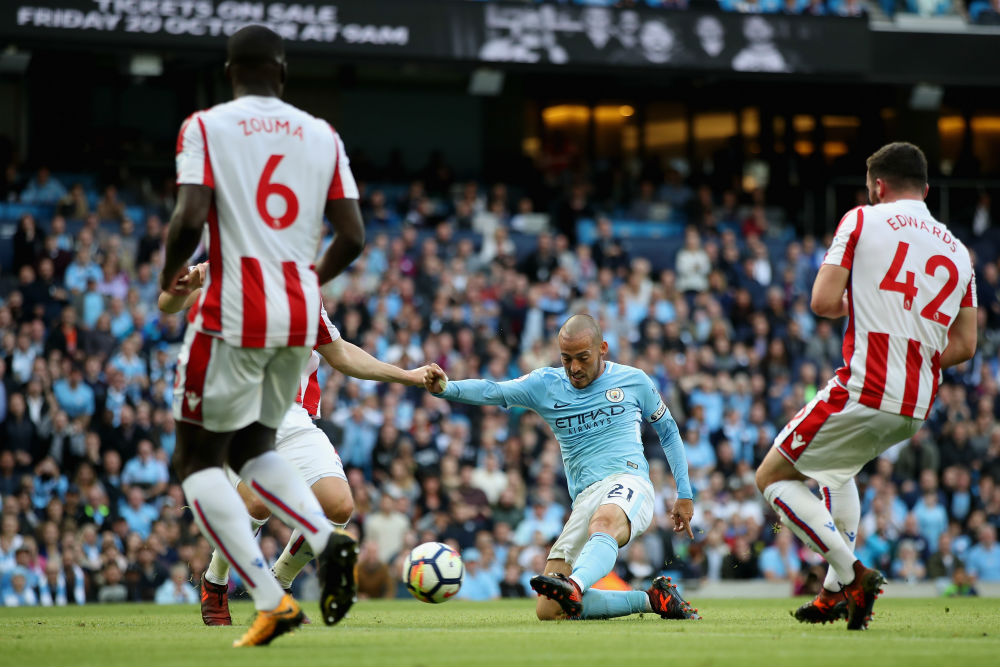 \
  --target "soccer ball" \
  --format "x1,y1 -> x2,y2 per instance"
403,542 -> 464,603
